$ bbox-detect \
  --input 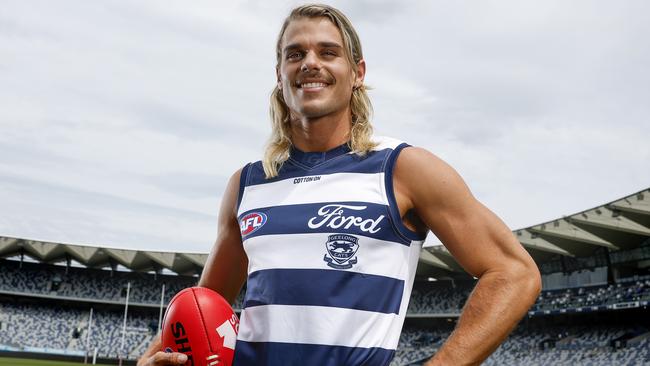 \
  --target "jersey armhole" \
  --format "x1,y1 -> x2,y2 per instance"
384,143 -> 428,242
236,163 -> 251,213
